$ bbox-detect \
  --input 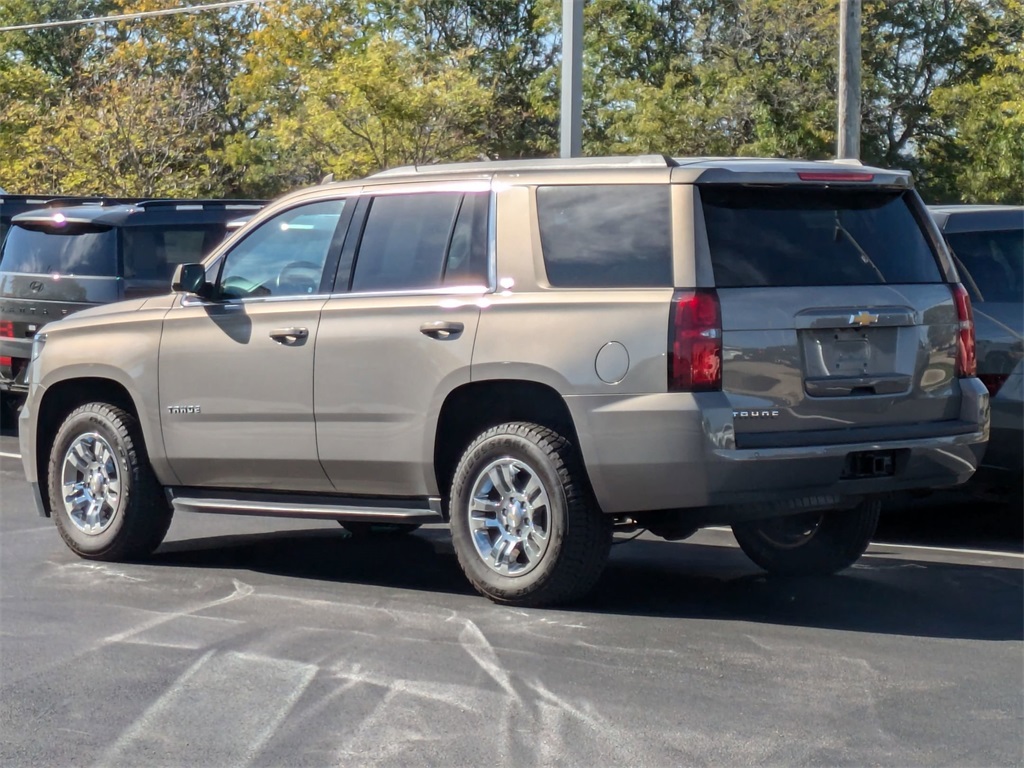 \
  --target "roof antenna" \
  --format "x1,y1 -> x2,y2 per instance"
320,173 -> 334,184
